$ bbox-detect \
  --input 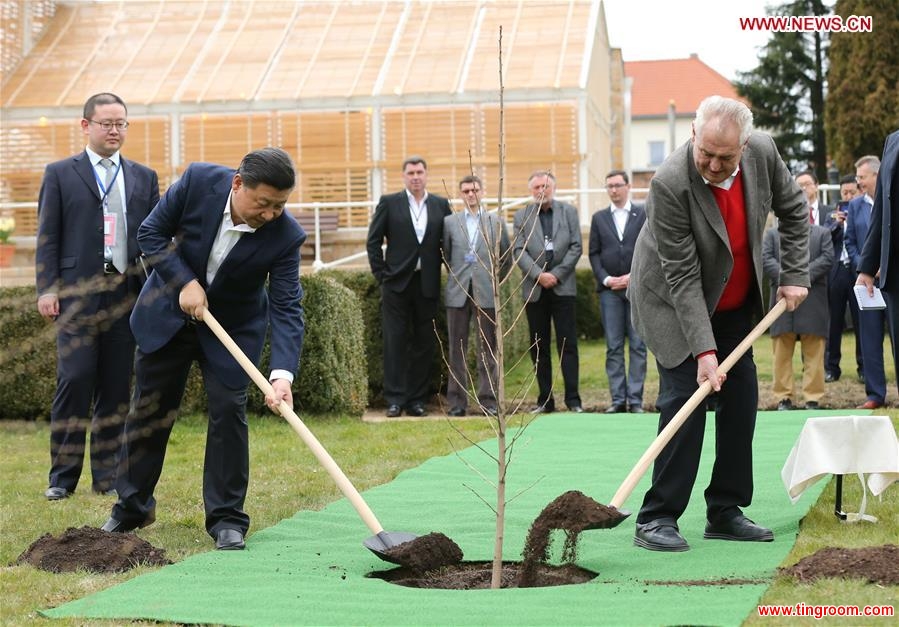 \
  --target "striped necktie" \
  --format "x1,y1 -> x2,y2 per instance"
100,158 -> 127,273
